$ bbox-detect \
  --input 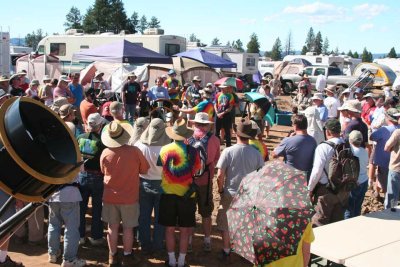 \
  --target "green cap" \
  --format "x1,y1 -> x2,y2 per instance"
325,119 -> 341,134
